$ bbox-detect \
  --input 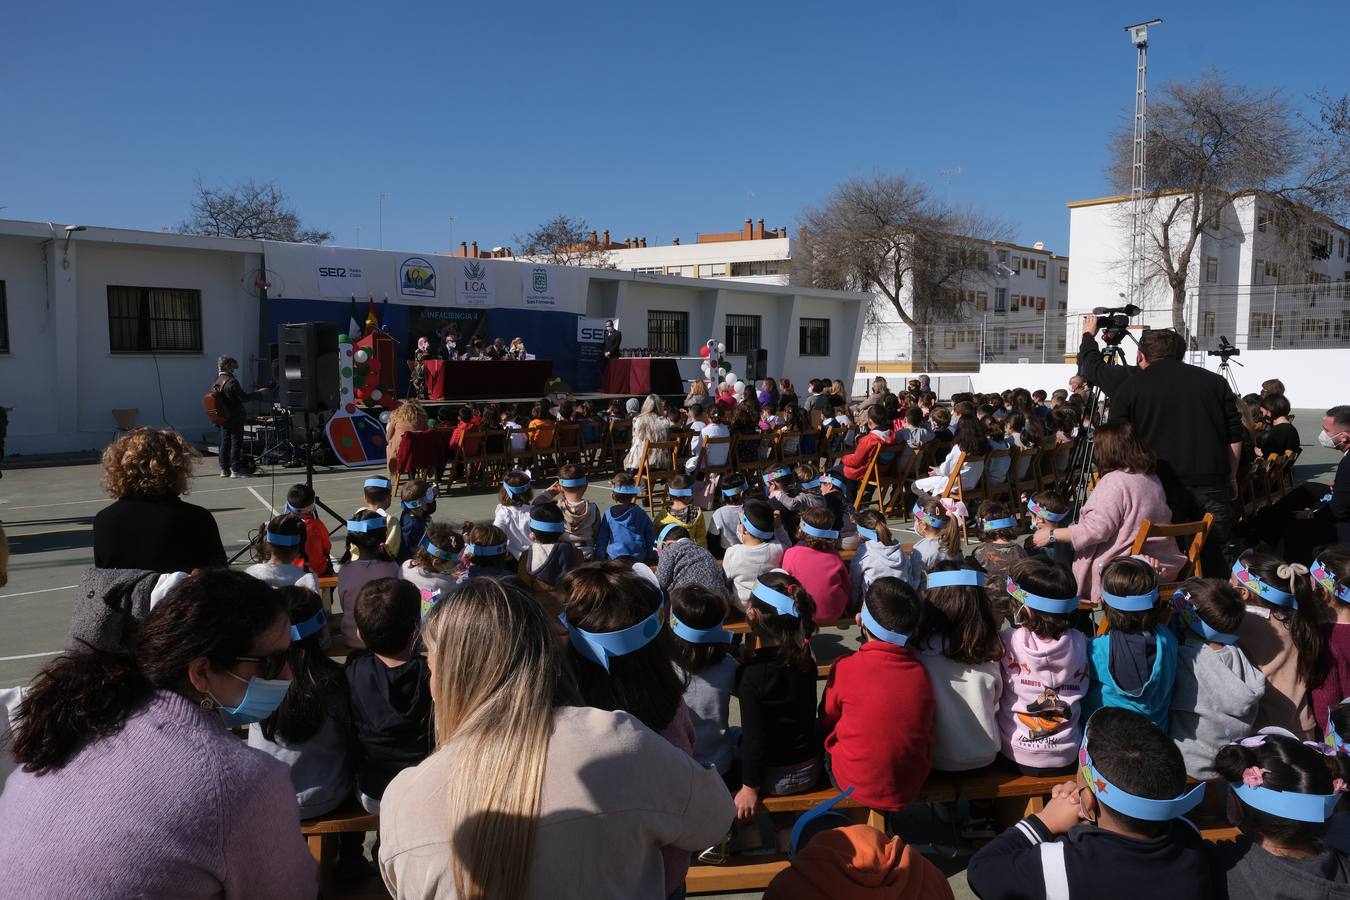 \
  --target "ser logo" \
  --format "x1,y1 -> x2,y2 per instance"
578,325 -> 605,342
318,267 -> 346,277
